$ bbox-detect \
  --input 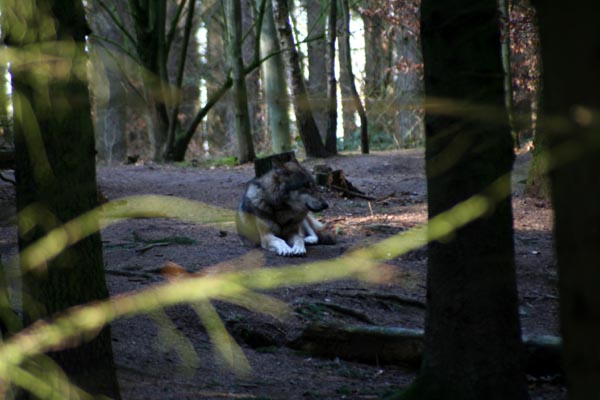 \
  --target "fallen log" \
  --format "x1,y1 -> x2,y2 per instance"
290,322 -> 563,376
